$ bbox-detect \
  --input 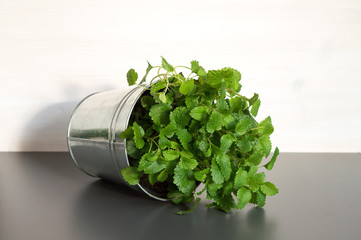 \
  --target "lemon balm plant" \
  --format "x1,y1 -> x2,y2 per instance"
120,57 -> 279,214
